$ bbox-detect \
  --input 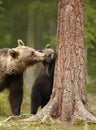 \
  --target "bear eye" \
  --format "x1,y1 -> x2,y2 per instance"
31,51 -> 34,55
